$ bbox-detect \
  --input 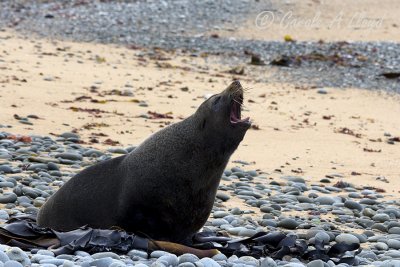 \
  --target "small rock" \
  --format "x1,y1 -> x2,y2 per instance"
179,254 -> 199,264
278,218 -> 300,229
307,260 -> 324,267
372,213 -> 390,223
335,233 -> 360,244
